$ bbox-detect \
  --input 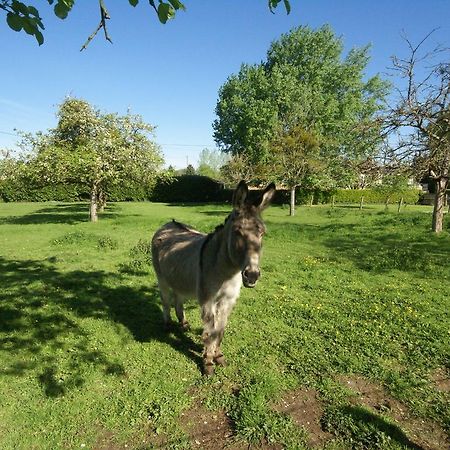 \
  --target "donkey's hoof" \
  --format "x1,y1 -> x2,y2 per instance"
203,363 -> 215,376
214,354 -> 227,367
